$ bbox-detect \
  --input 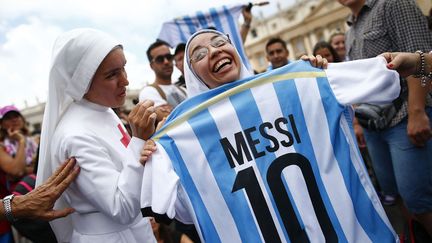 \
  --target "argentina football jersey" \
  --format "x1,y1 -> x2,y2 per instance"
142,57 -> 400,242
